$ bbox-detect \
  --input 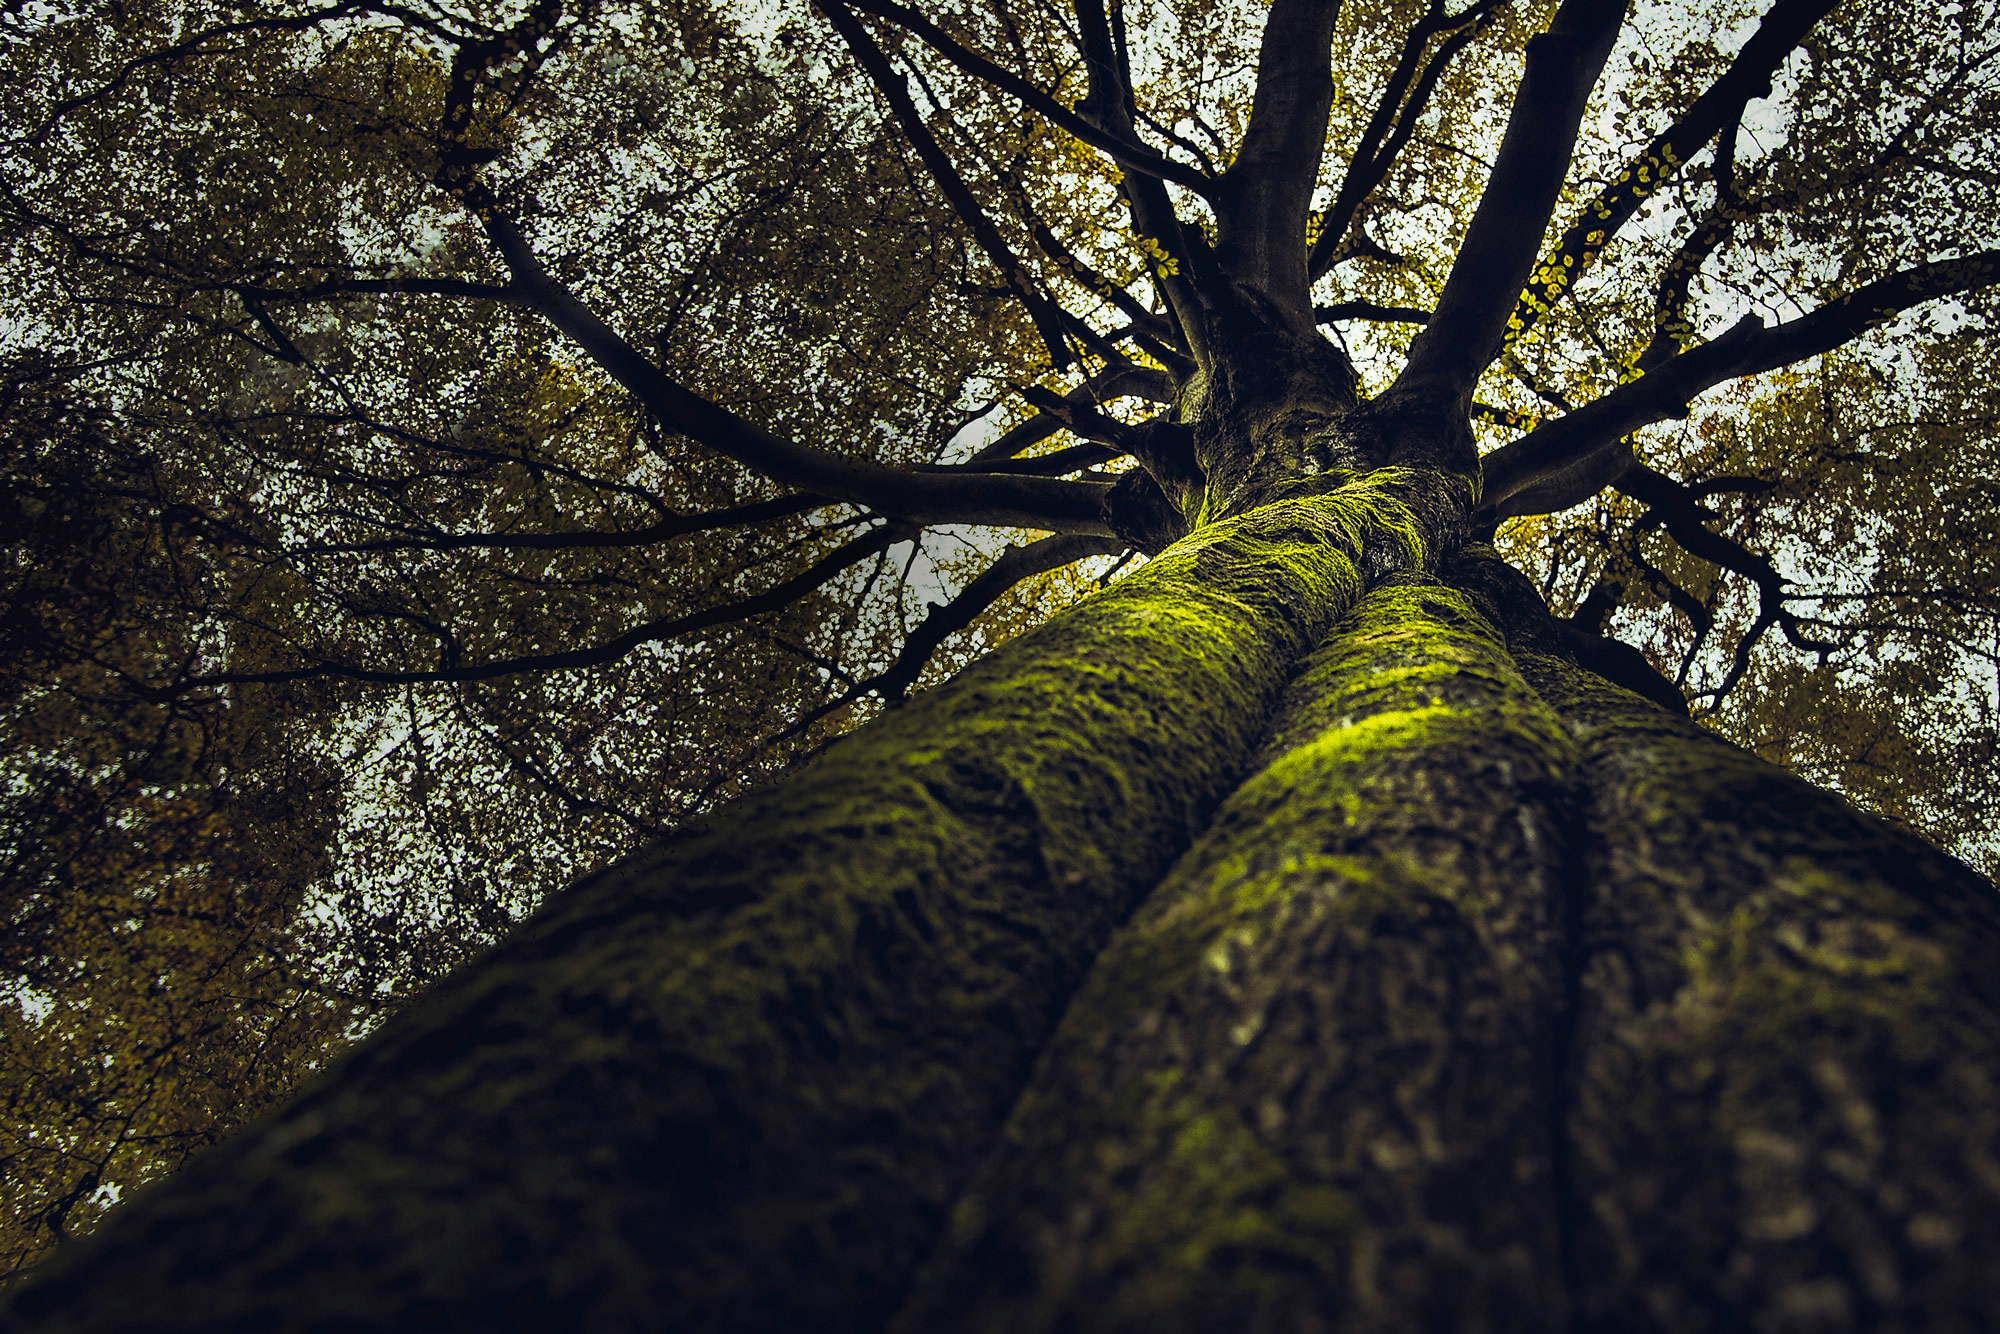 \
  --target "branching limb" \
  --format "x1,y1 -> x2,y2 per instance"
1342,230 -> 1409,268
895,65 -> 1183,360
1499,351 -> 1577,413
816,0 -> 1078,367
963,363 -> 1175,466
1697,604 -> 1776,704
1017,386 -> 1198,497
483,215 -> 1115,534
1634,212 -> 1746,373
1015,384 -> 1148,449
445,687 -> 667,837
1634,100 -> 1755,371
1392,0 -> 1628,401
1507,0 -> 1838,347
1071,0 -> 1214,352
1021,215 -> 1179,344
430,0 -> 566,206
1626,531 -> 1714,637
1307,0 -> 1506,281
242,299 -> 307,365
1131,104 -> 1222,176
1619,465 -> 1837,657
799,534 -> 1126,731
1482,247 -> 2000,517
836,0 -> 1216,194
155,522 -> 918,696
870,531 -> 1127,701
253,408 -> 675,516
960,402 -> 1084,466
